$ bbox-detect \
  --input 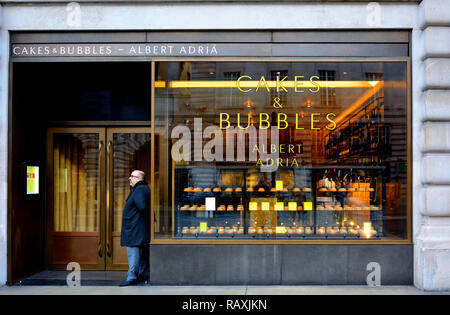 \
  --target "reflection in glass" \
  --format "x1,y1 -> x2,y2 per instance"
113,133 -> 151,233
154,61 -> 408,241
53,133 -> 100,232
